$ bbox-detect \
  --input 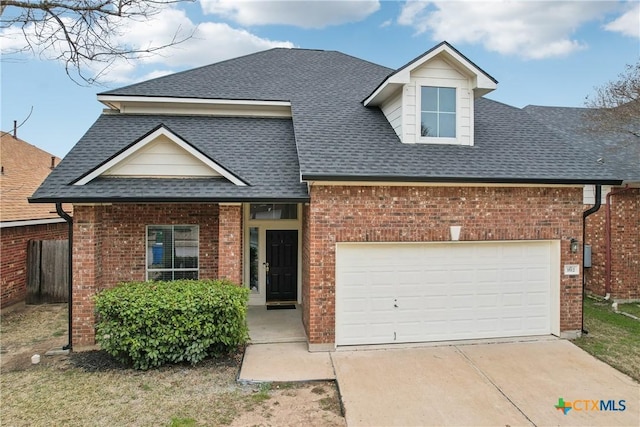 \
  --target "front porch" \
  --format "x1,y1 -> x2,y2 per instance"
240,305 -> 335,383
246,305 -> 307,344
